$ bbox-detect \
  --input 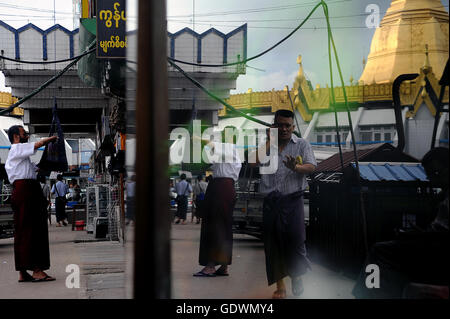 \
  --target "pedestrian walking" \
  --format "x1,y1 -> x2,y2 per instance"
193,126 -> 241,277
192,174 -> 208,224
252,110 -> 316,298
71,179 -> 81,202
5,125 -> 57,282
126,174 -> 136,225
51,174 -> 69,227
174,174 -> 192,225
